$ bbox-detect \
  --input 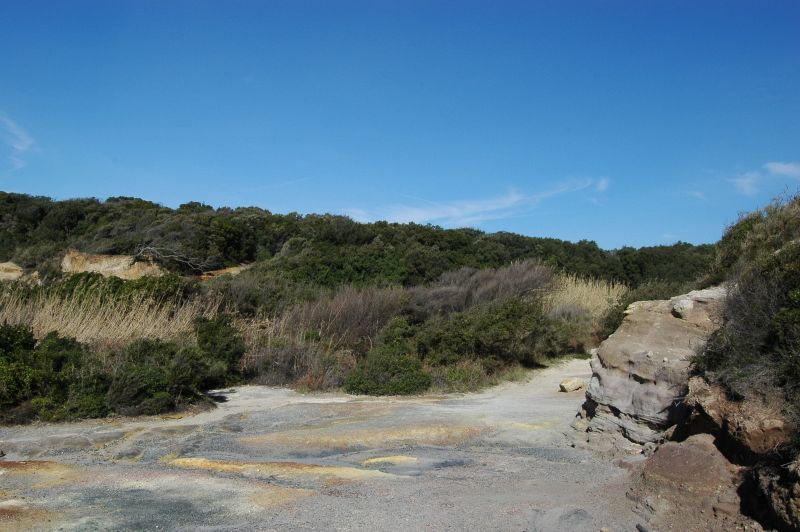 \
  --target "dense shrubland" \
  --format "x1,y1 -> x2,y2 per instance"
0,191 -> 720,423
0,314 -> 243,423
1,192 -> 712,290
693,194 -> 800,446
